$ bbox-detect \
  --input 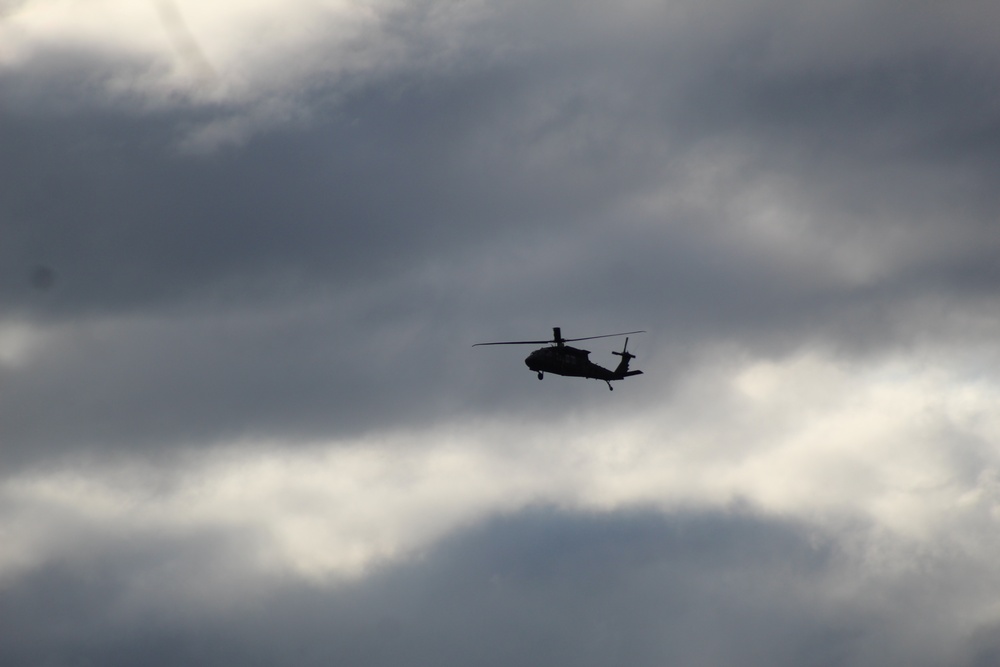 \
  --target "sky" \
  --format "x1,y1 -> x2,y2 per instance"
3,0 -> 1000,664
